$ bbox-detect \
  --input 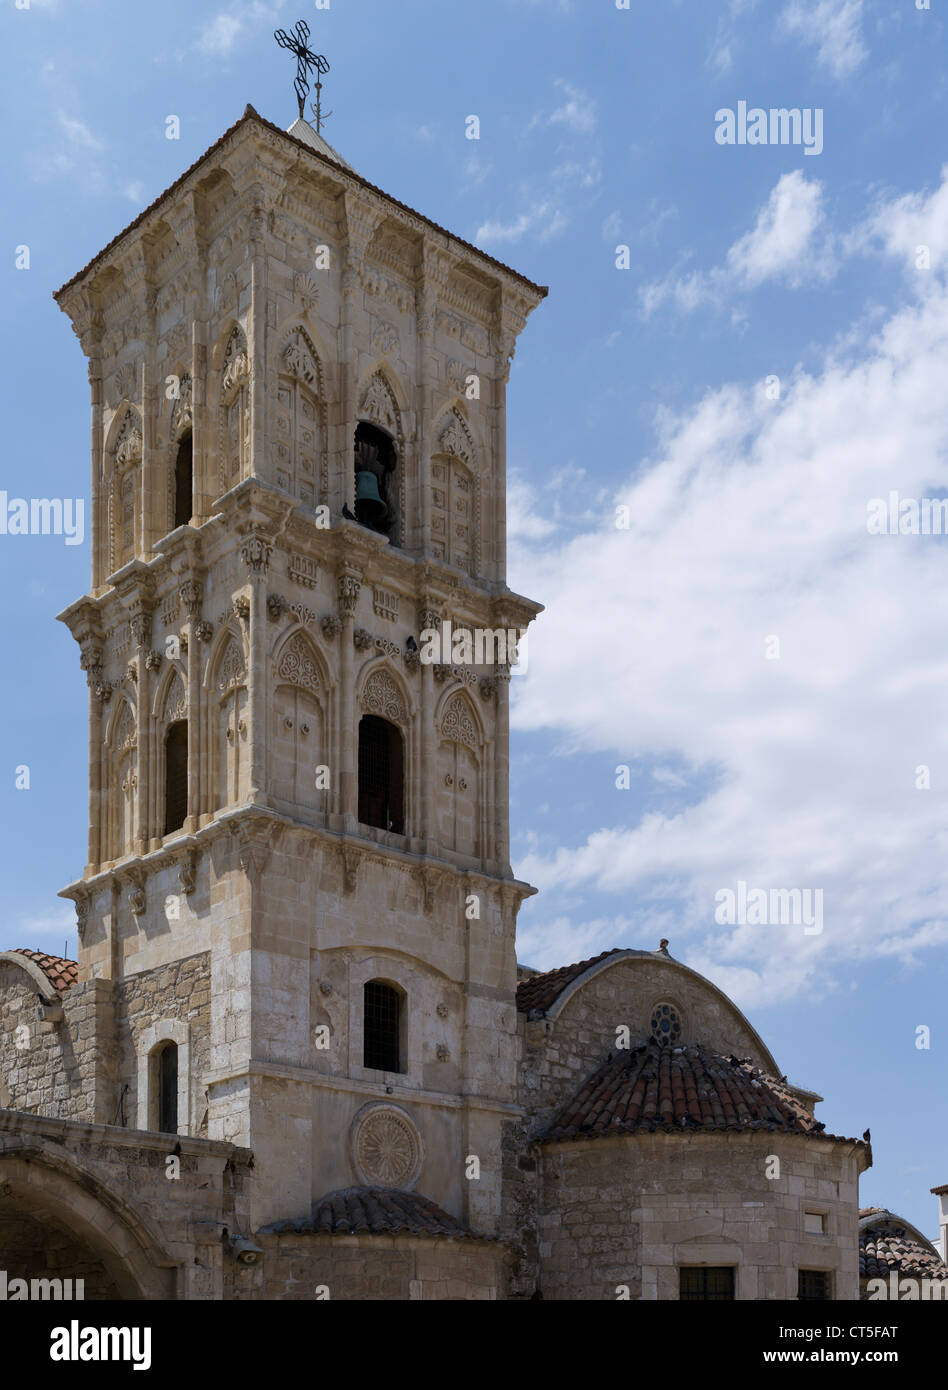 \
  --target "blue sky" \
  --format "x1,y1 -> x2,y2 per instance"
3,0 -> 948,1237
